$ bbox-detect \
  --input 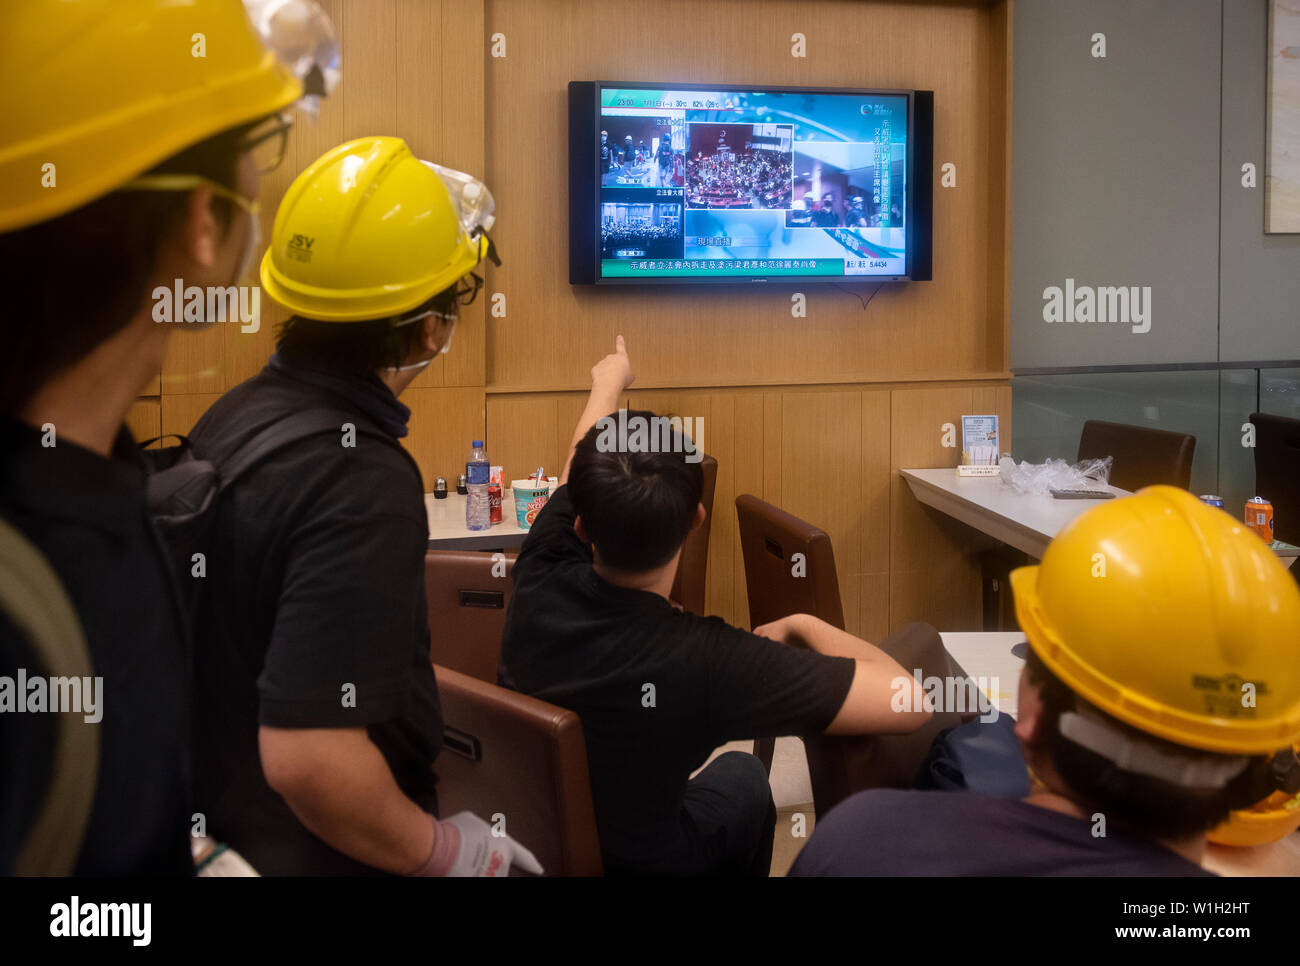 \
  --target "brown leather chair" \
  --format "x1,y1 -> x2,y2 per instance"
434,664 -> 602,876
735,495 -> 967,813
1249,412 -> 1300,545
1076,419 -> 1196,491
669,453 -> 718,615
425,550 -> 515,683
735,493 -> 843,630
